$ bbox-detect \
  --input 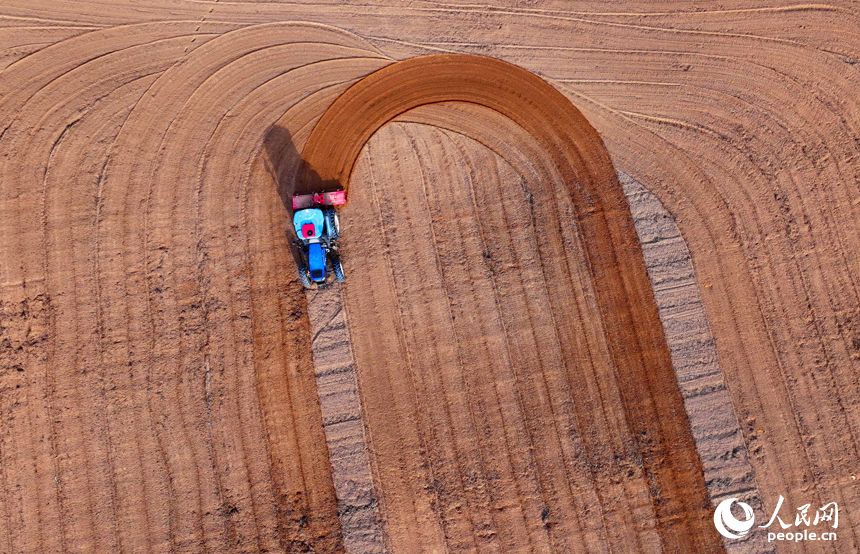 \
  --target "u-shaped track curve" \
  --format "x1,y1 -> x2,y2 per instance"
302,54 -> 725,552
